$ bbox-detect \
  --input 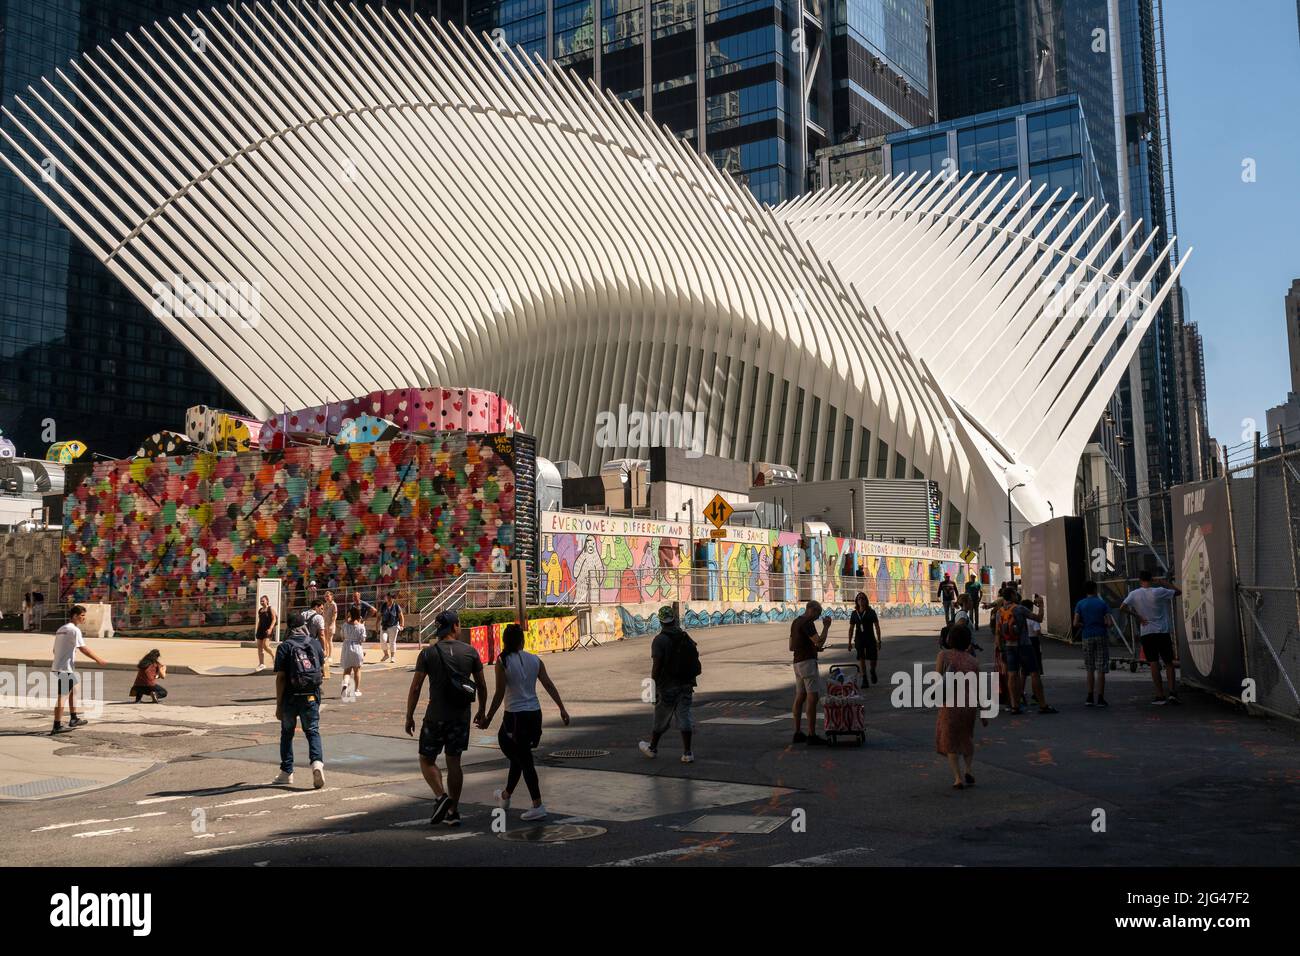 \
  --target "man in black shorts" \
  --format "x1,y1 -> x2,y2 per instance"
405,610 -> 487,826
